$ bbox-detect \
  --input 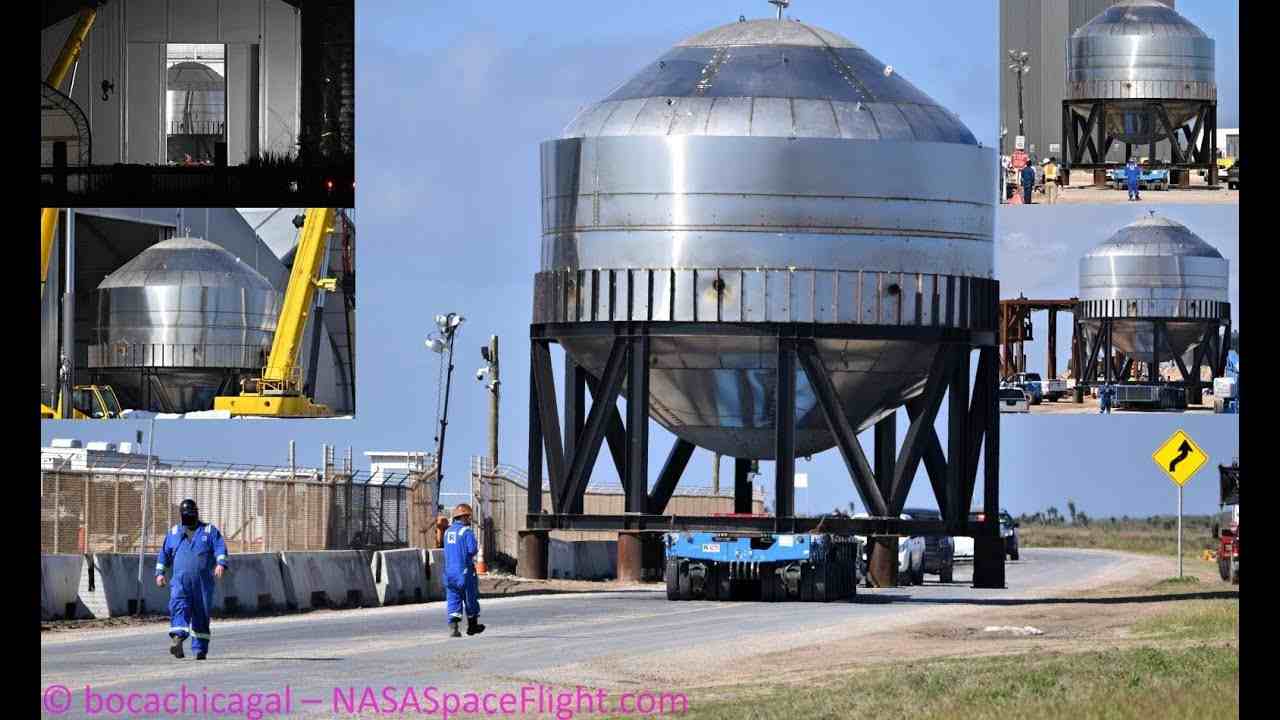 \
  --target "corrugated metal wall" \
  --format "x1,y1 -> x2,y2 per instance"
41,0 -> 301,165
